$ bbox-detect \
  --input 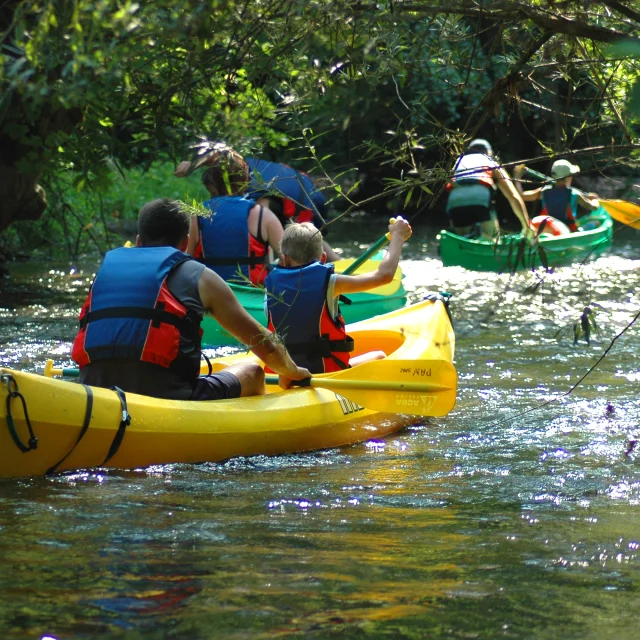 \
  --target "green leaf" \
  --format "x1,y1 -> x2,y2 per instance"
627,80 -> 640,118
404,188 -> 414,208
608,39 -> 640,58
